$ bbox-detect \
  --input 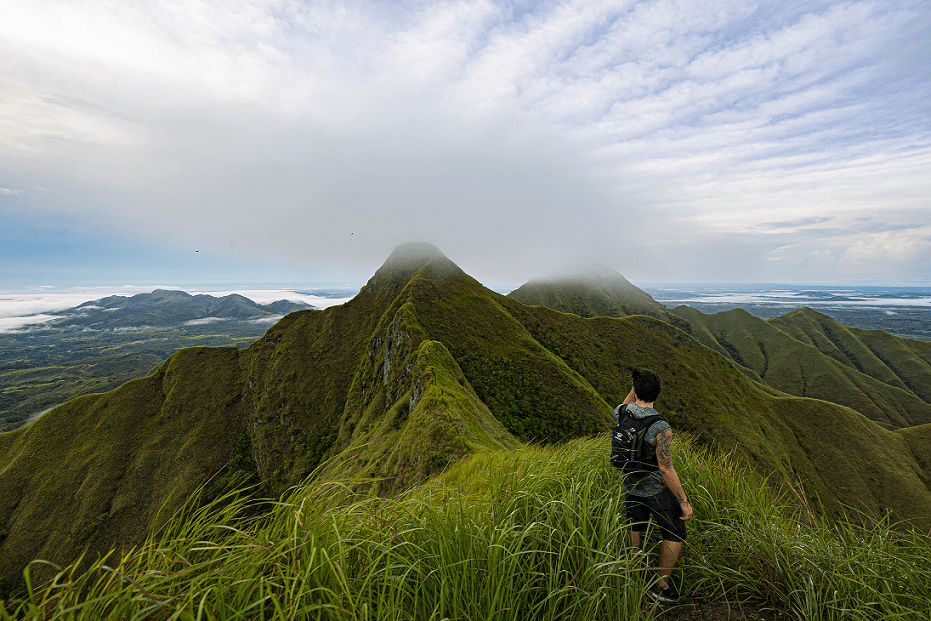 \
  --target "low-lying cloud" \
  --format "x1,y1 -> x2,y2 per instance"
183,317 -> 229,326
